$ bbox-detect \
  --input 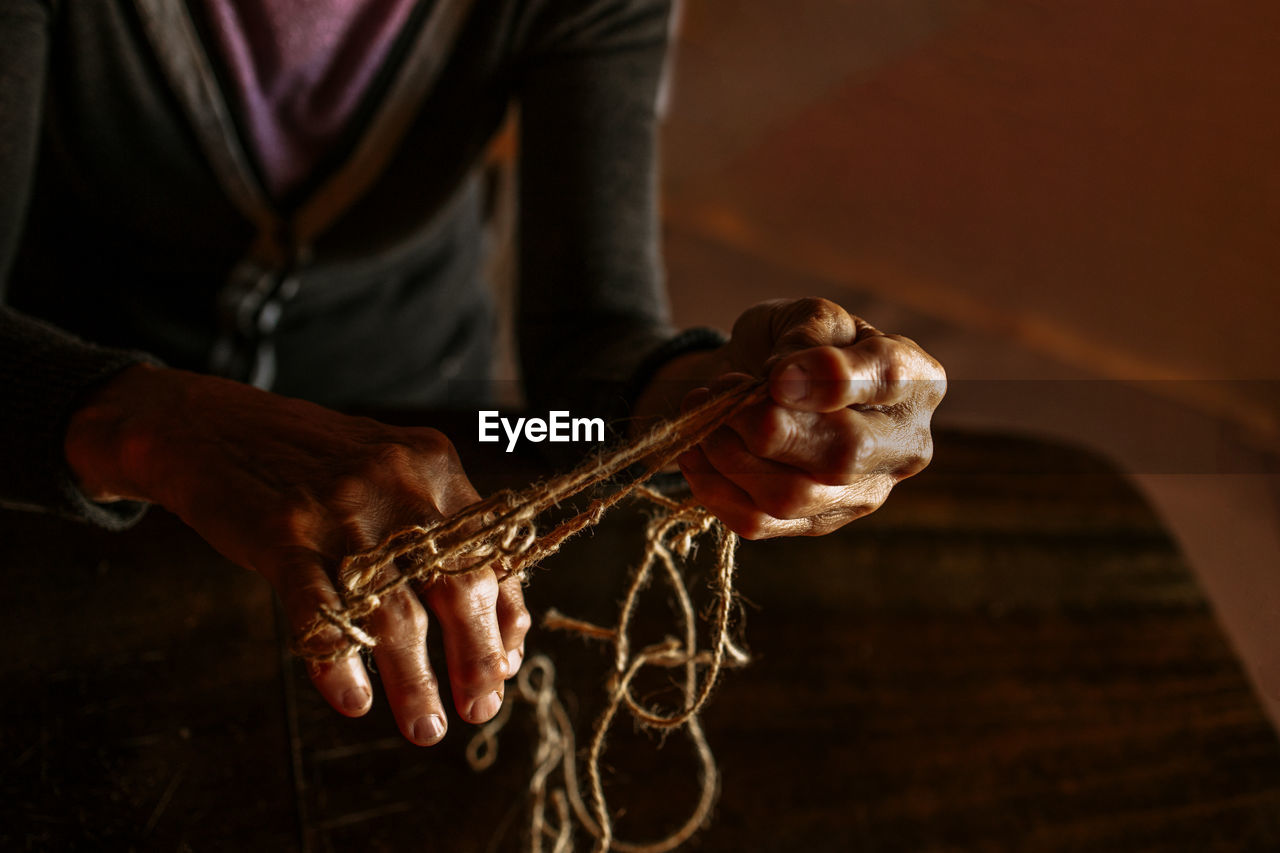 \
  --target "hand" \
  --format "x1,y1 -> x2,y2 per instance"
64,364 -> 530,745
641,298 -> 945,539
